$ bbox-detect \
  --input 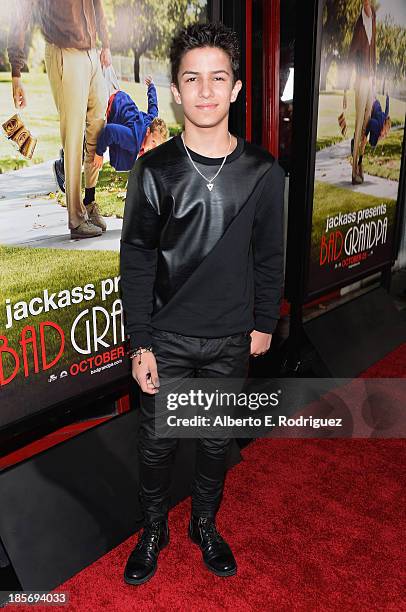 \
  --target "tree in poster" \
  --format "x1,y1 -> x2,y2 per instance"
0,0 -> 34,73
320,0 -> 361,90
320,0 -> 406,92
376,16 -> 406,90
109,0 -> 205,82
